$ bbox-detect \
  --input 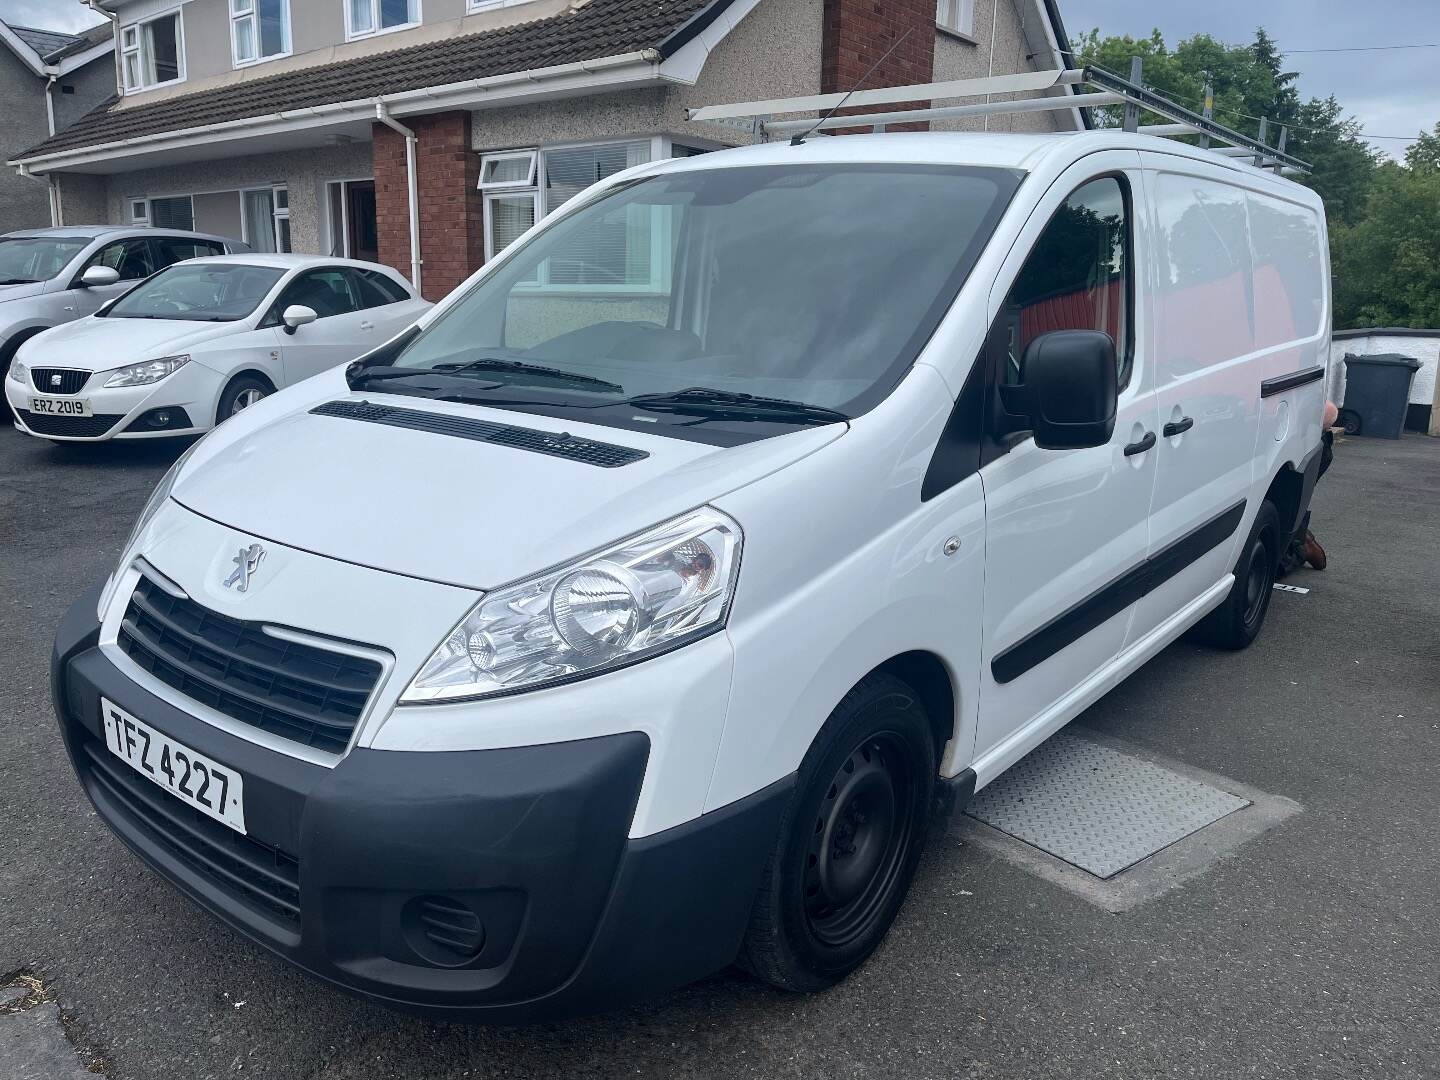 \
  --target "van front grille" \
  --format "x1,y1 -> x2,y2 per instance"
117,576 -> 382,756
